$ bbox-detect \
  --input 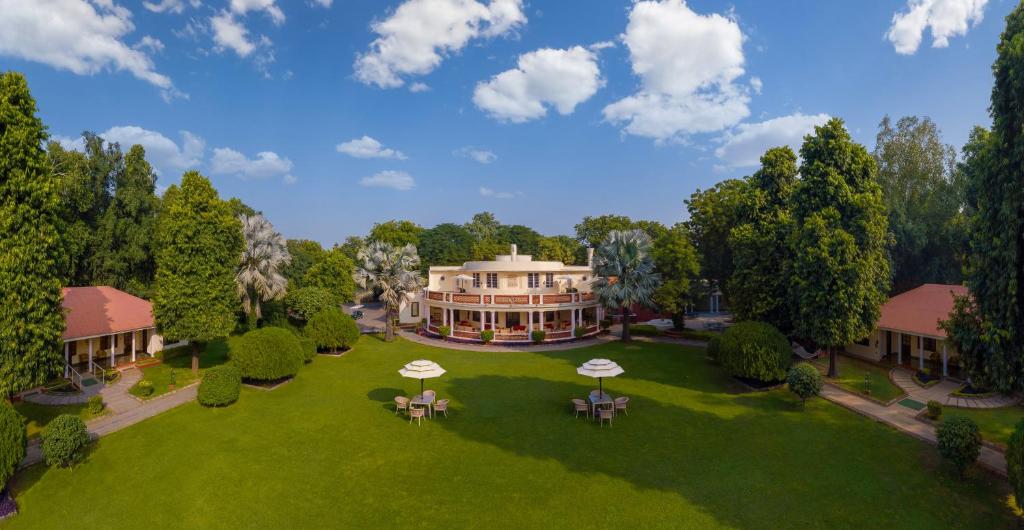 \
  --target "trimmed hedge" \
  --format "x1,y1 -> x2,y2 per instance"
198,365 -> 242,407
937,416 -> 981,477
298,337 -> 316,363
716,321 -> 790,382
0,402 -> 26,490
707,335 -> 722,360
231,327 -> 305,381
438,325 -> 451,338
87,395 -> 104,415
927,400 -> 943,420
1007,419 -> 1024,510
41,414 -> 89,467
480,329 -> 494,343
574,326 -> 588,339
305,308 -> 360,353
285,286 -> 338,321
531,330 -> 546,343
787,363 -> 822,405
629,324 -> 662,337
